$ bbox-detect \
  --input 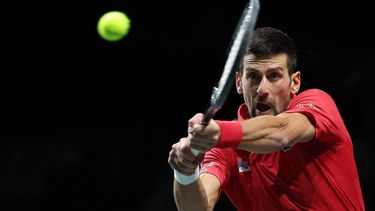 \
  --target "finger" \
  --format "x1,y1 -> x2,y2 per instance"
176,152 -> 197,169
173,157 -> 197,174
173,140 -> 198,168
187,126 -> 193,134
188,113 -> 204,128
178,137 -> 197,161
170,160 -> 193,175
192,123 -> 205,133
190,135 -> 213,152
